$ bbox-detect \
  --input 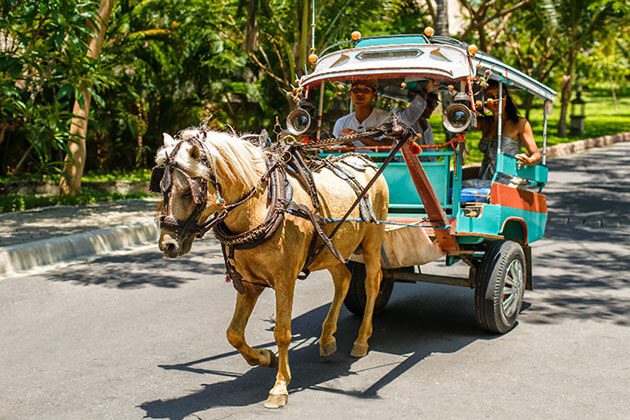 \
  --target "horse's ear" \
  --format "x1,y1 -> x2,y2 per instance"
189,144 -> 201,161
163,132 -> 176,147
